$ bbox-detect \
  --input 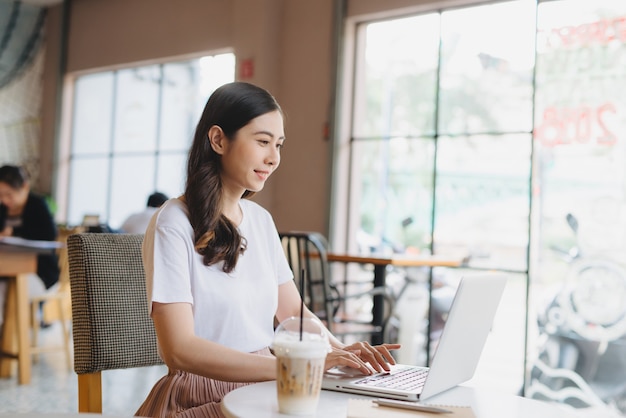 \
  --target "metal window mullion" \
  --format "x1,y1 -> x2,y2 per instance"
425,10 -> 445,367
105,71 -> 119,223
522,0 -> 541,397
153,64 -> 165,191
